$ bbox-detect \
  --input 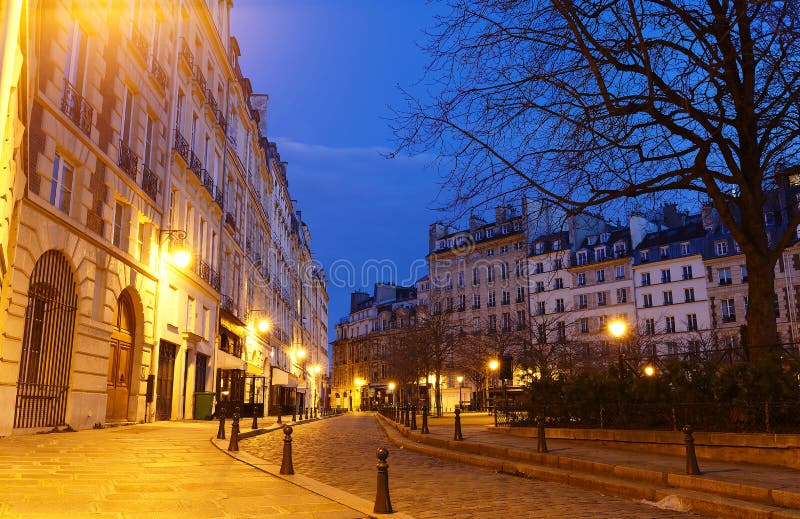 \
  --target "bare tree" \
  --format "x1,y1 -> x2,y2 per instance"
395,0 -> 800,359
415,307 -> 460,416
